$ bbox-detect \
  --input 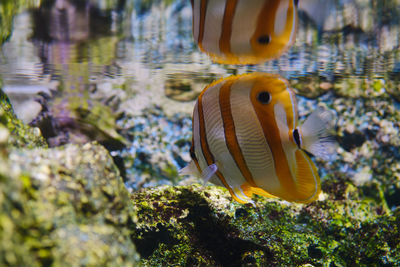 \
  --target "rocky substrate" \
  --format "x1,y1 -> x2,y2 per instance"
0,94 -> 139,266
132,184 -> 399,266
